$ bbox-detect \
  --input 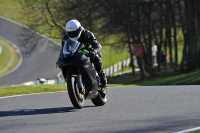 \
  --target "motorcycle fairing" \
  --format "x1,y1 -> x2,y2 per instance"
56,39 -> 99,99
